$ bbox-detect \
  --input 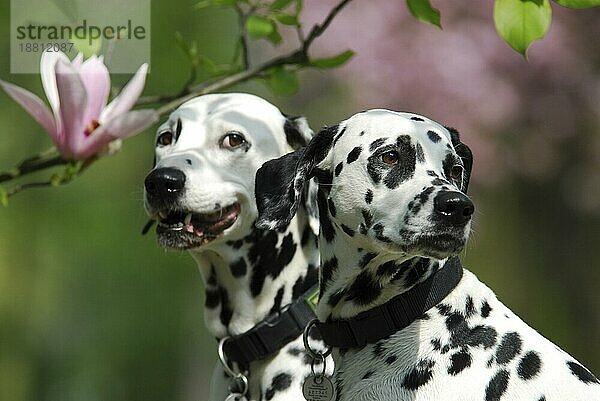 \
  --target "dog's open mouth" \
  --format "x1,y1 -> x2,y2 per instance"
155,203 -> 240,250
